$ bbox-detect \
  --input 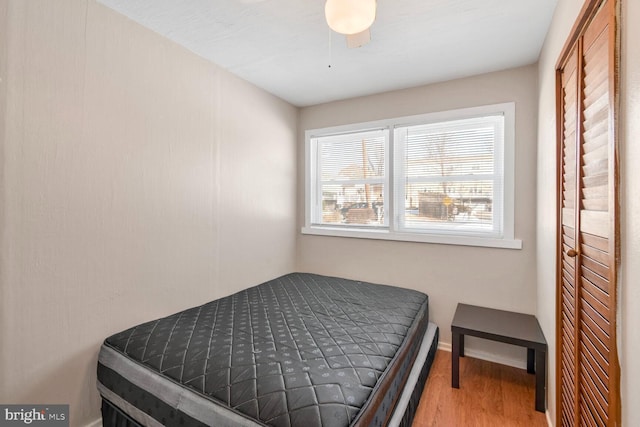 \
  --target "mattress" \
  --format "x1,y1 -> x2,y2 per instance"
97,273 -> 437,427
